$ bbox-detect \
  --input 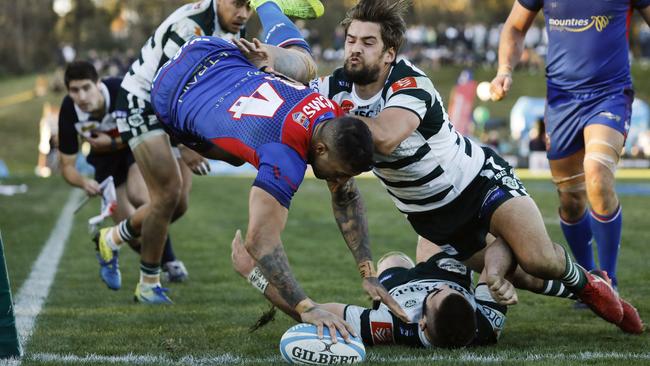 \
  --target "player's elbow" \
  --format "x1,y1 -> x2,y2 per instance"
374,137 -> 400,156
